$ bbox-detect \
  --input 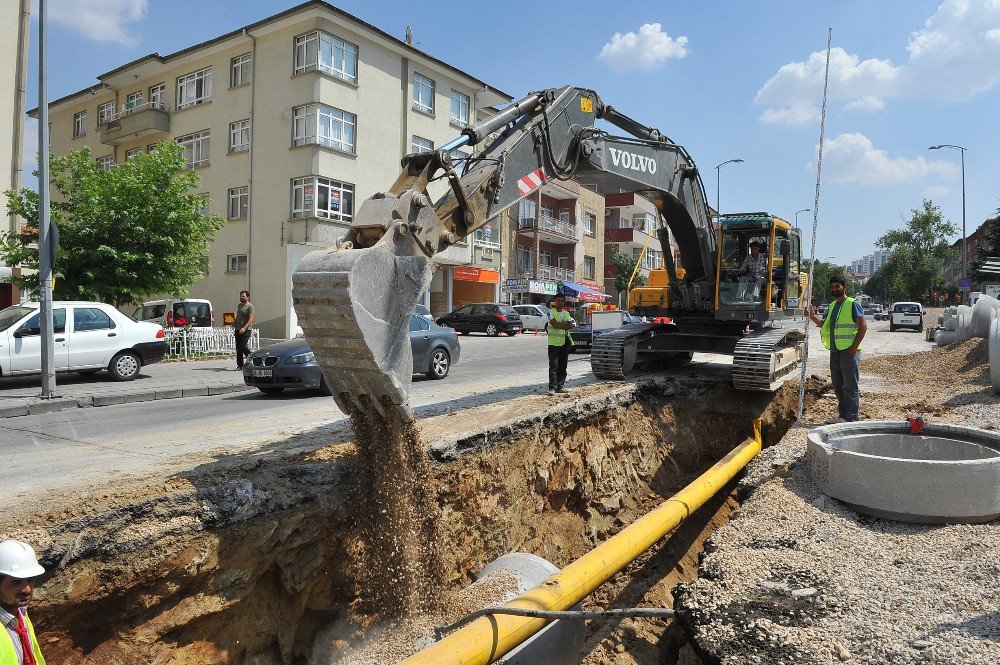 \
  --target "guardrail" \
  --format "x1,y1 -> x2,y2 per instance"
163,328 -> 259,361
